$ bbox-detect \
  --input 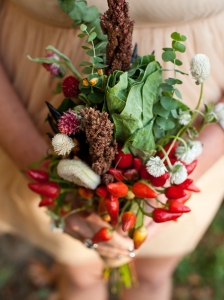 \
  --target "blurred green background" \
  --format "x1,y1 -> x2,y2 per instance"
1,202 -> 224,300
